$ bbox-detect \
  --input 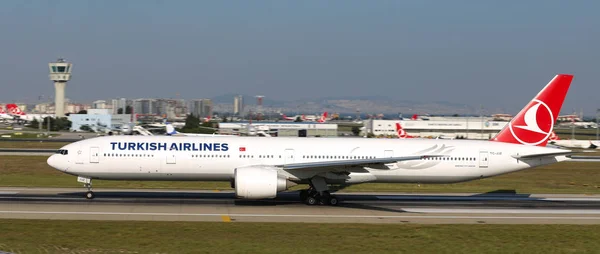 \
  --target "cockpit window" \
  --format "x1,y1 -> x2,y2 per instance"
56,149 -> 68,155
